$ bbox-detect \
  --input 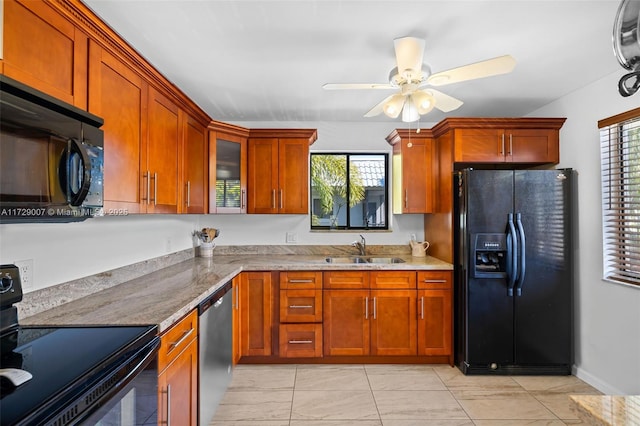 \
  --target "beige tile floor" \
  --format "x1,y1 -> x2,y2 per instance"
209,364 -> 601,425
